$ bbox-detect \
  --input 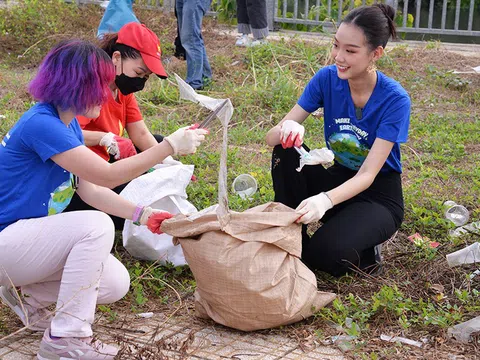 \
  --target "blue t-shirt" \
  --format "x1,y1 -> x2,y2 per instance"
0,103 -> 84,232
298,65 -> 410,173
